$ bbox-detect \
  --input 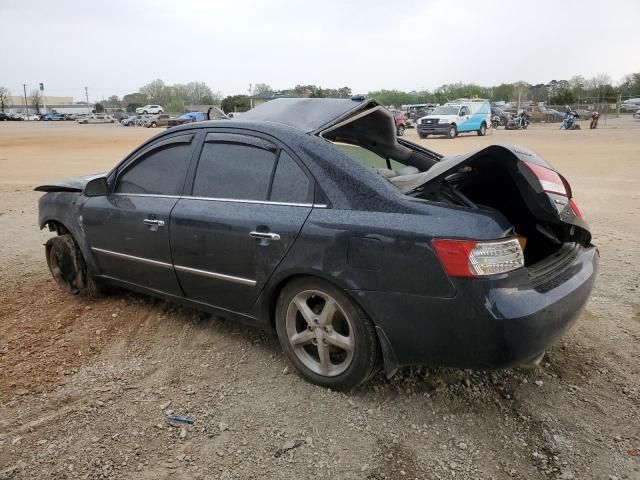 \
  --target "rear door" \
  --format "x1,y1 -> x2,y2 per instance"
170,131 -> 314,314
82,133 -> 197,295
